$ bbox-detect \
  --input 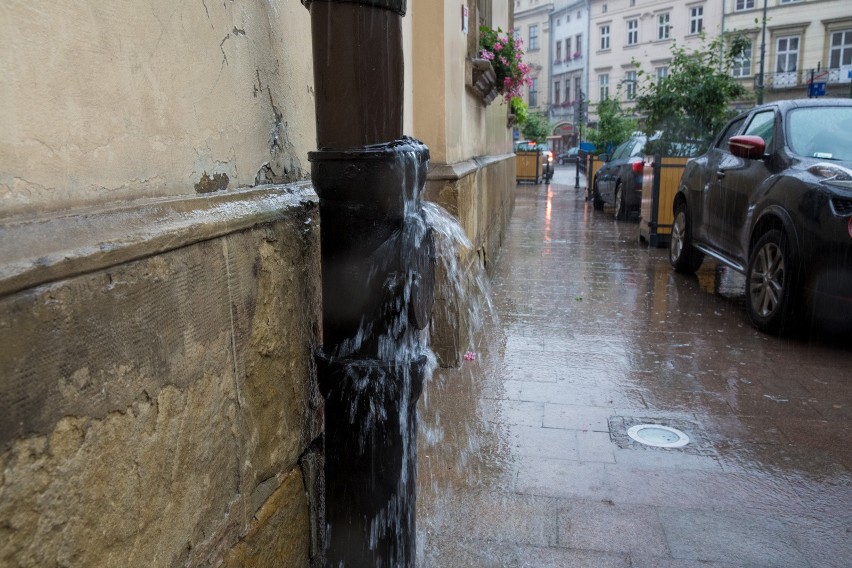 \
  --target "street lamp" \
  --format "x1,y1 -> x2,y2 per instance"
757,0 -> 768,105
